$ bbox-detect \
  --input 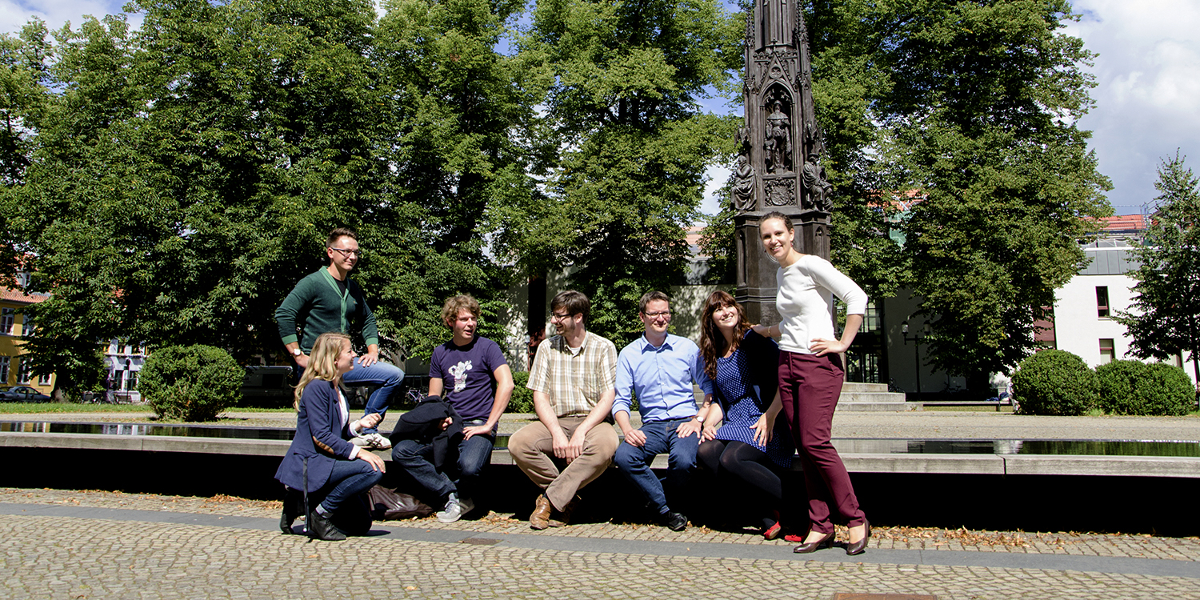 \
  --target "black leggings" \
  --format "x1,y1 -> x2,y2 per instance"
698,439 -> 784,525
